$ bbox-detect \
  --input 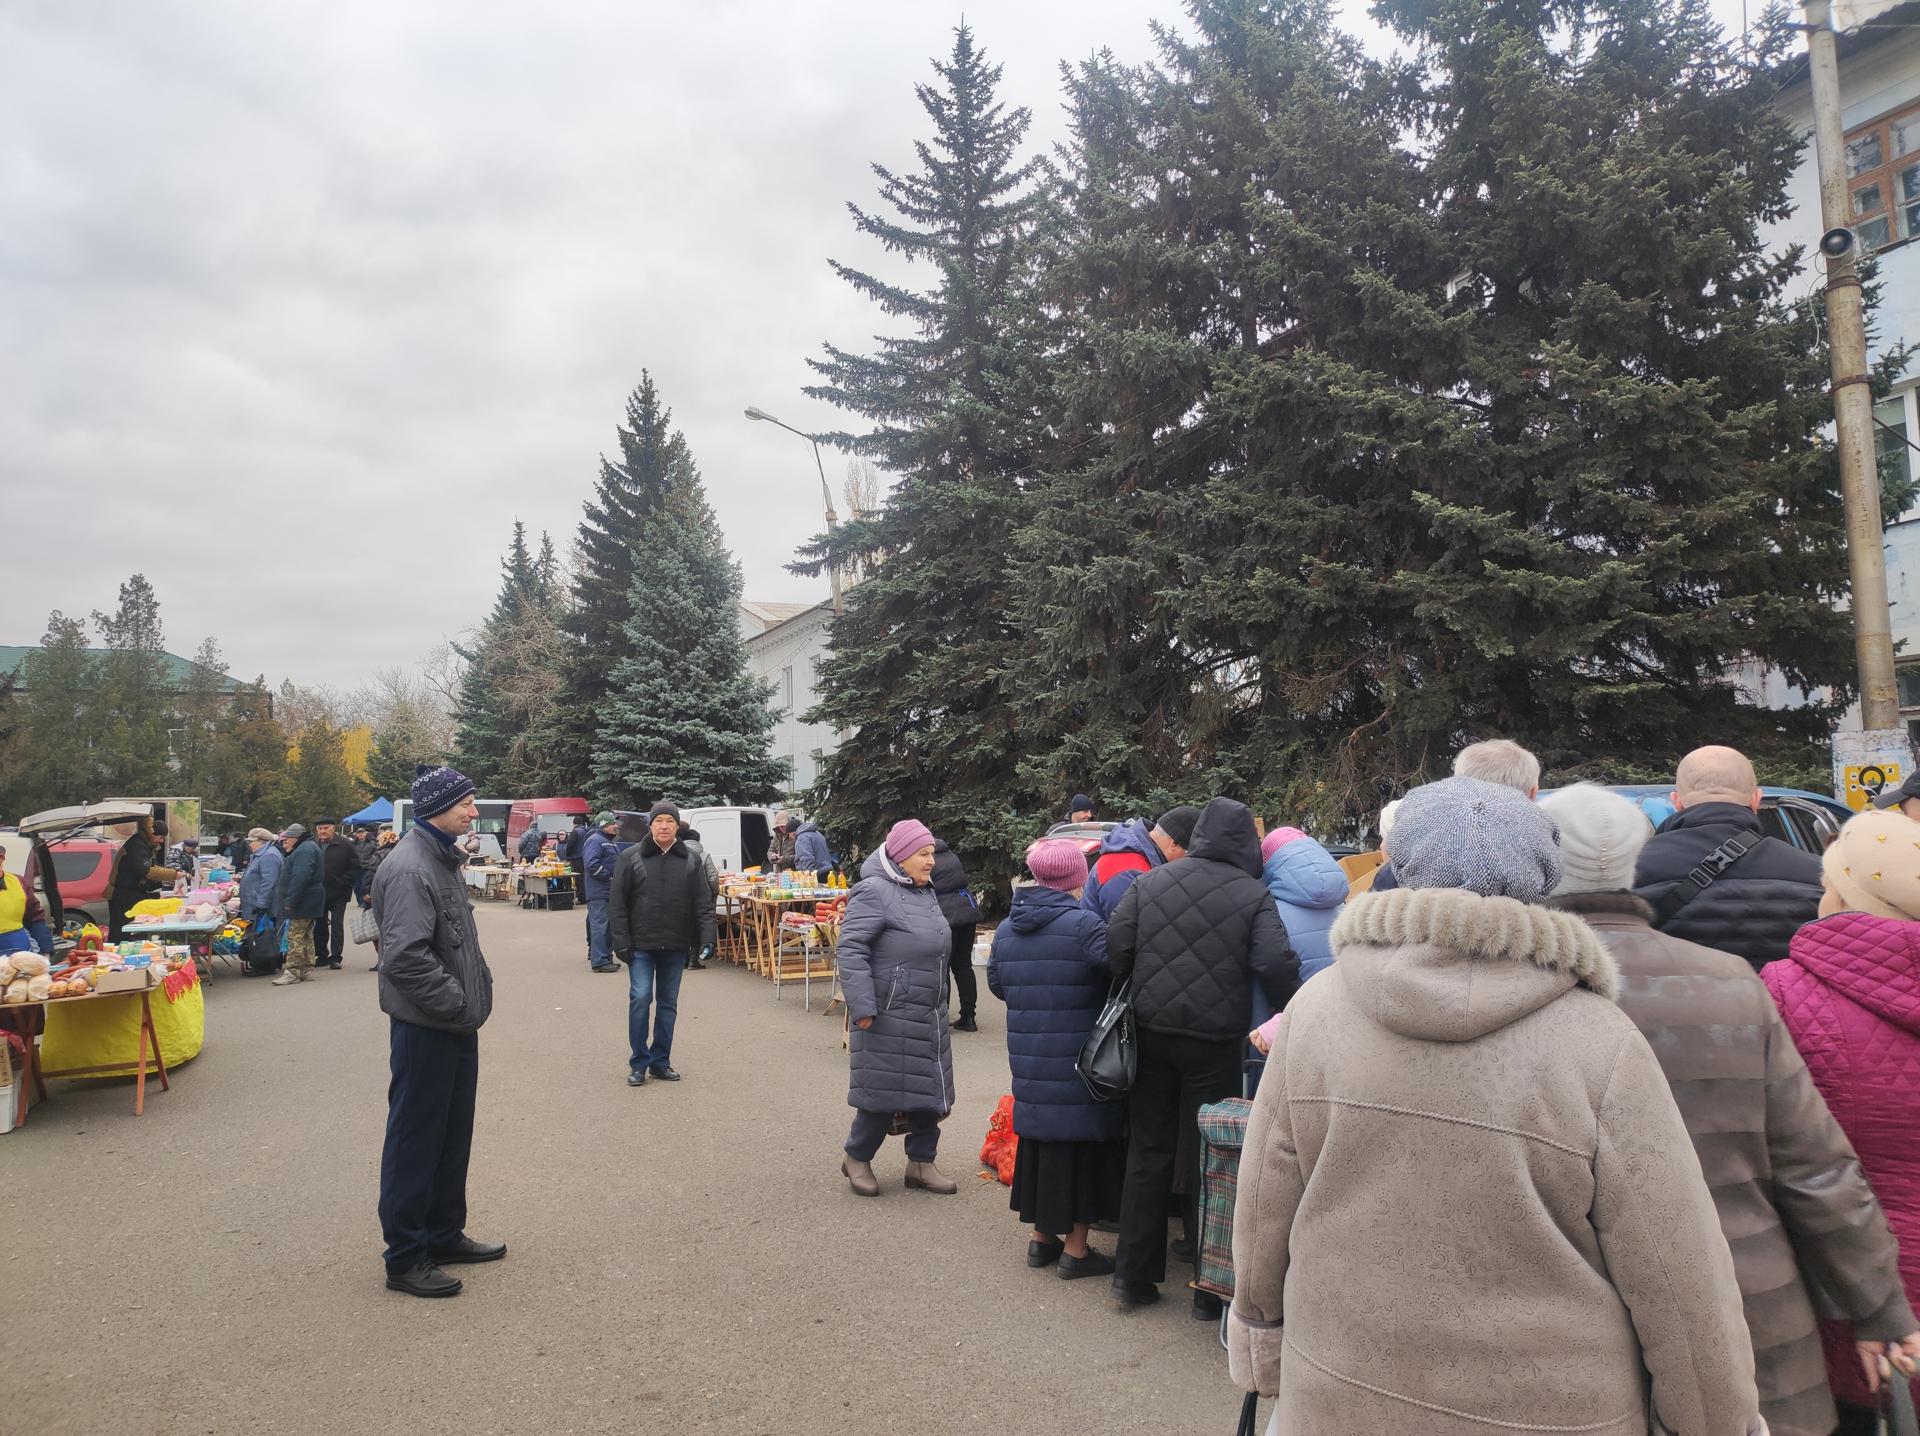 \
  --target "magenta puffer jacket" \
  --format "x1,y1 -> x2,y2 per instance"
1765,911 -> 1920,1410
